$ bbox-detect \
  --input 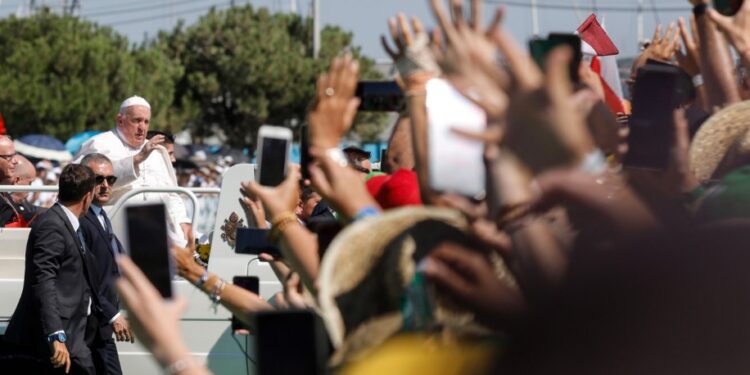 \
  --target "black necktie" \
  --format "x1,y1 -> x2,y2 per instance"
76,228 -> 87,255
100,209 -> 122,255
